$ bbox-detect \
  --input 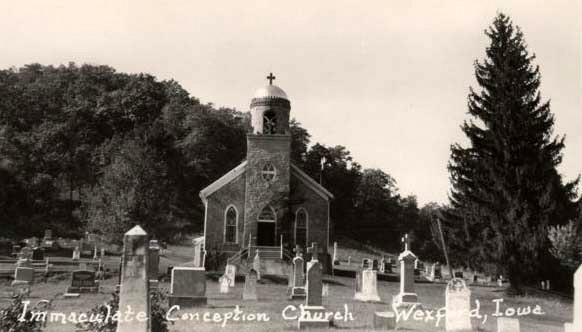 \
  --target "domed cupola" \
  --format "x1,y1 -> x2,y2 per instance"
250,73 -> 291,135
